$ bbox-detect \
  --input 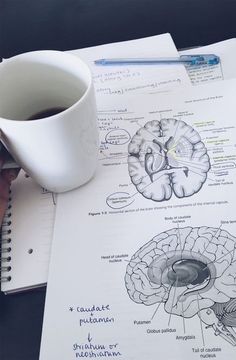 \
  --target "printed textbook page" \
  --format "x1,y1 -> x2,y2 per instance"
40,79 -> 236,359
